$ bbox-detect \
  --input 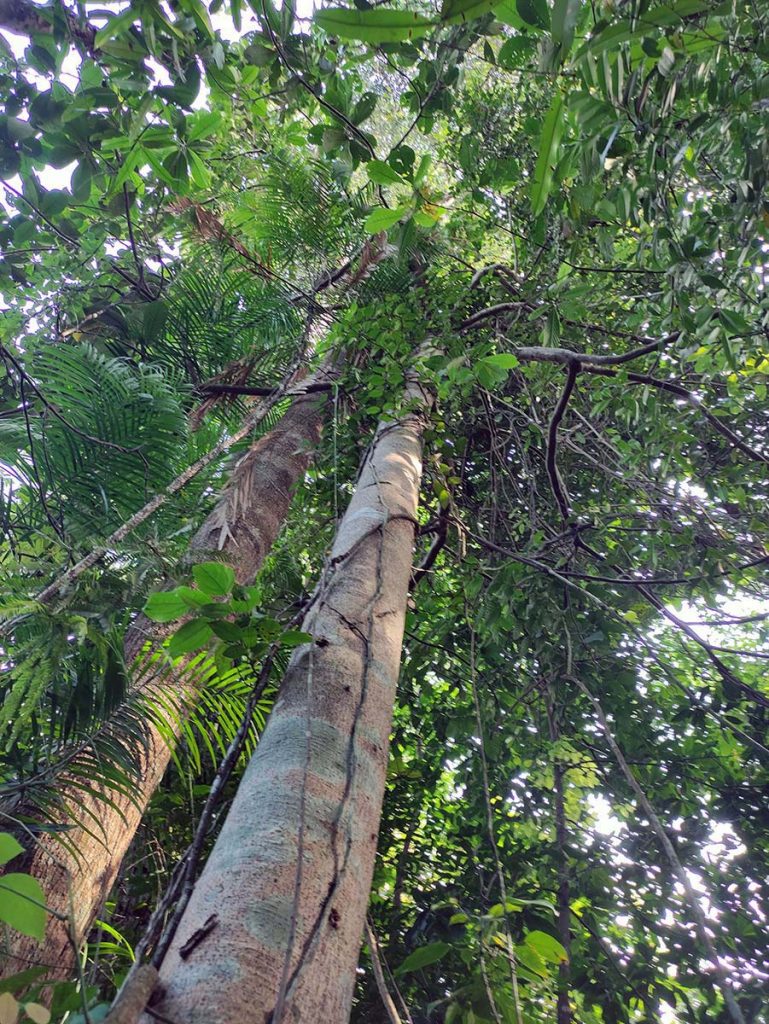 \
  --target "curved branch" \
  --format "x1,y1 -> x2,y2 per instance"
546,361 -> 579,521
